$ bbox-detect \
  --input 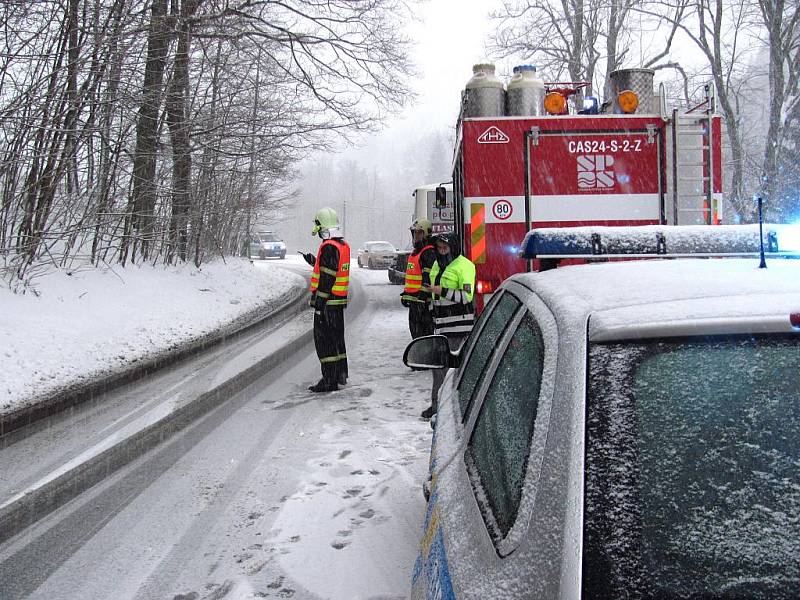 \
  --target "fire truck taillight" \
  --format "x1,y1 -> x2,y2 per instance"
476,280 -> 494,295
617,89 -> 639,113
790,313 -> 800,330
544,92 -> 567,115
